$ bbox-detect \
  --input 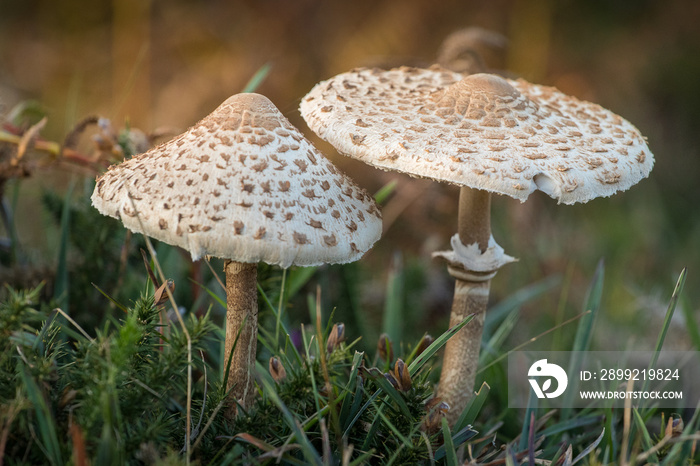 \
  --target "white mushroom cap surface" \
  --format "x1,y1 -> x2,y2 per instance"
92,93 -> 382,268
300,67 -> 654,204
